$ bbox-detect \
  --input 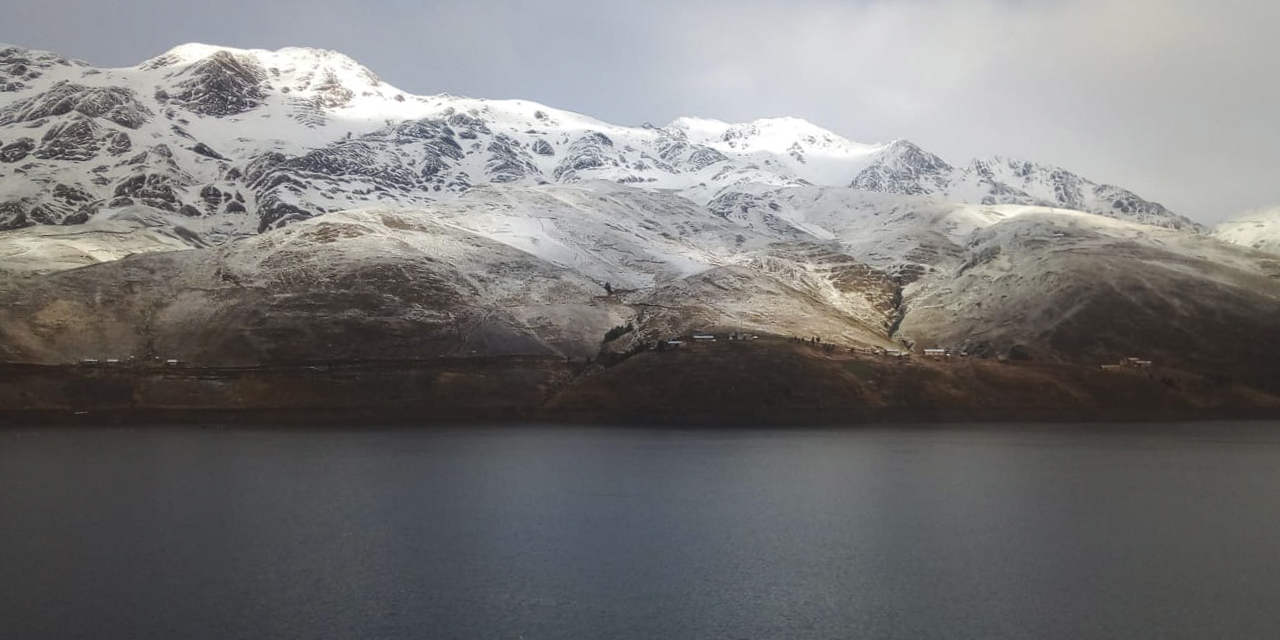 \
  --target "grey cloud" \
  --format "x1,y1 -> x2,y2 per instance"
3,0 -> 1277,222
